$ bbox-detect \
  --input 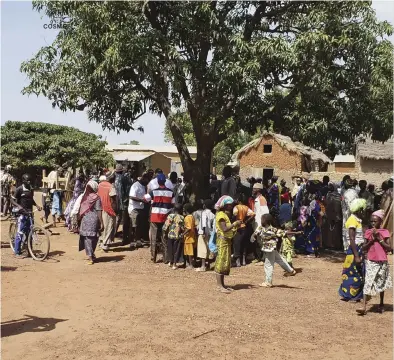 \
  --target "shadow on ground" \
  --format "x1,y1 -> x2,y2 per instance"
95,255 -> 125,263
1,315 -> 67,337
369,304 -> 394,313
232,283 -> 257,290
320,250 -> 345,263
1,266 -> 17,272
48,250 -> 65,257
